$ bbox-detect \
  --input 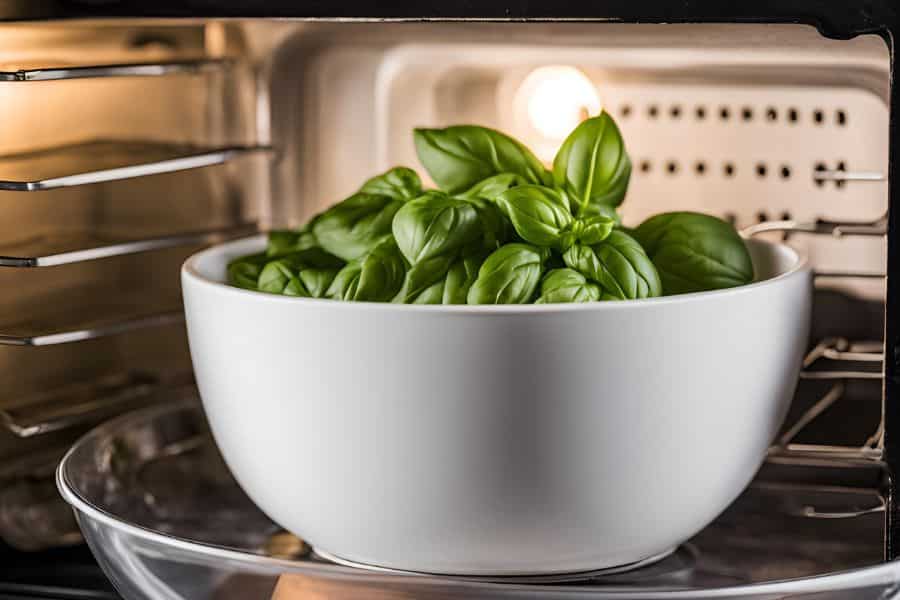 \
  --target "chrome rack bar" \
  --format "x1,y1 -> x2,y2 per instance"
0,141 -> 273,191
814,170 -> 886,183
769,338 -> 885,466
0,59 -> 229,82
0,222 -> 258,267
800,337 -> 884,381
0,373 -> 194,438
804,338 -> 884,366
814,271 -> 886,280
768,444 -> 884,462
0,311 -> 184,346
742,216 -> 886,238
